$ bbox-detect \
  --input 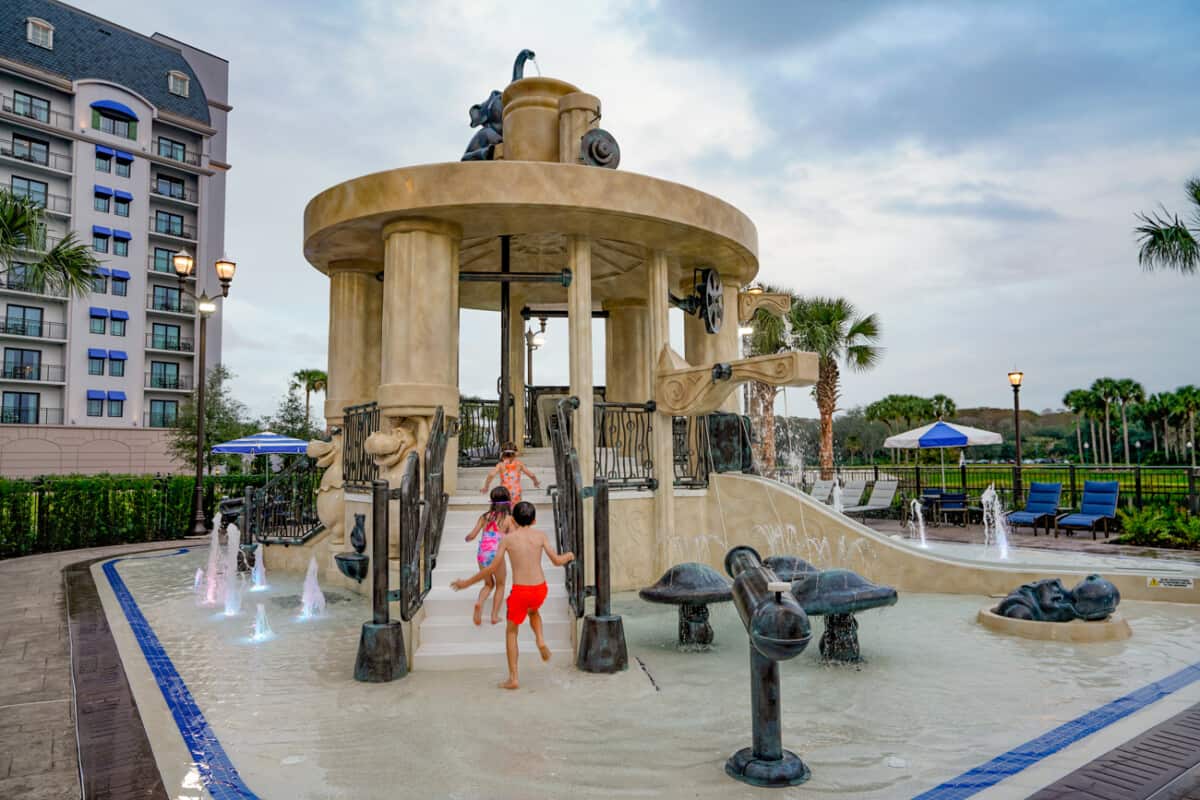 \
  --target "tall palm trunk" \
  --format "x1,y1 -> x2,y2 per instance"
1102,404 -> 1112,464
1089,418 -> 1098,464
1151,420 -> 1158,454
1120,403 -> 1131,465
751,381 -> 777,470
304,389 -> 312,428
1074,416 -> 1083,463
1191,411 -> 1197,468
816,357 -> 838,479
